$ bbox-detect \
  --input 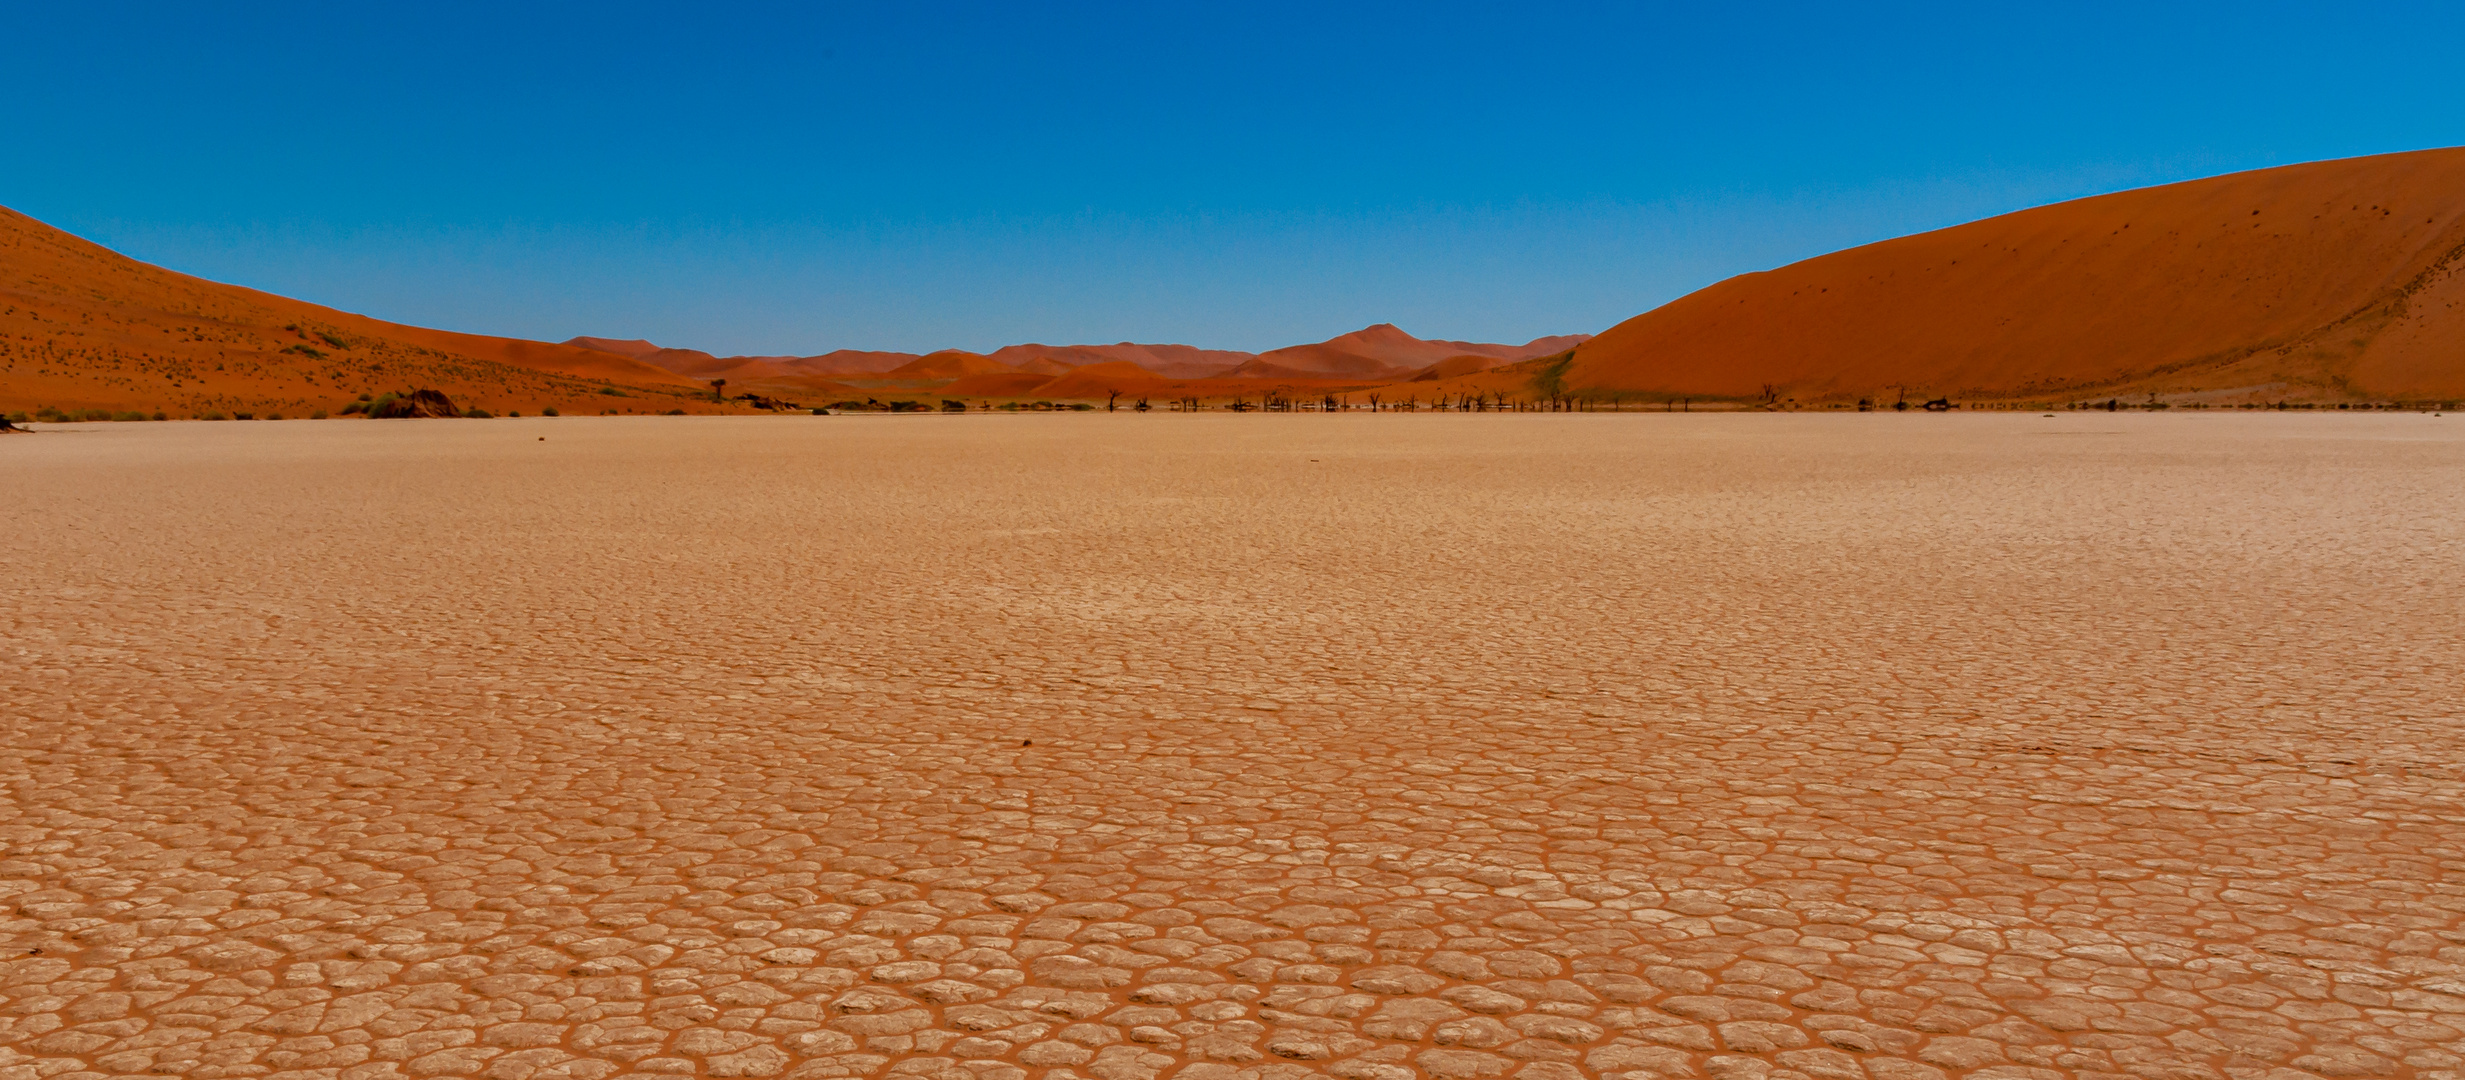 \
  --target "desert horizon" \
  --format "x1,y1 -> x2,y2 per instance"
9,8 -> 2465,1080
9,147 -> 2465,426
